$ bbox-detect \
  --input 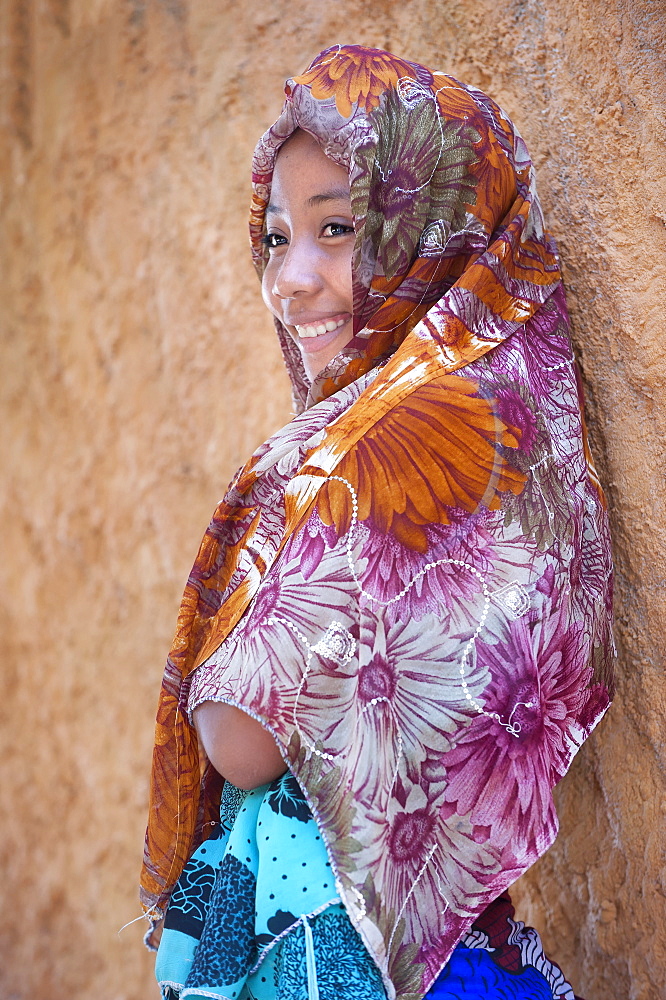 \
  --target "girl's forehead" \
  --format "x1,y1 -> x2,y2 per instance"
268,131 -> 351,207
